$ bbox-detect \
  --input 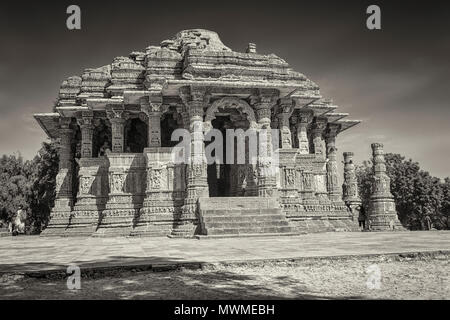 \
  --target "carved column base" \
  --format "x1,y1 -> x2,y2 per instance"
257,177 -> 278,198
64,201 -> 106,236
65,210 -> 102,236
131,198 -> 183,237
40,199 -> 73,236
93,207 -> 139,237
170,198 -> 200,238
367,198 -> 405,231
